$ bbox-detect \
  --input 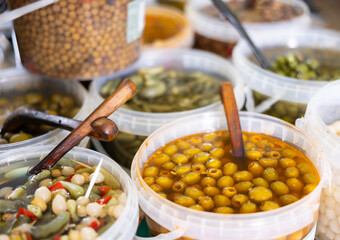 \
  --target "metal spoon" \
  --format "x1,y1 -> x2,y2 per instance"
220,82 -> 247,170
29,78 -> 136,174
211,0 -> 271,69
